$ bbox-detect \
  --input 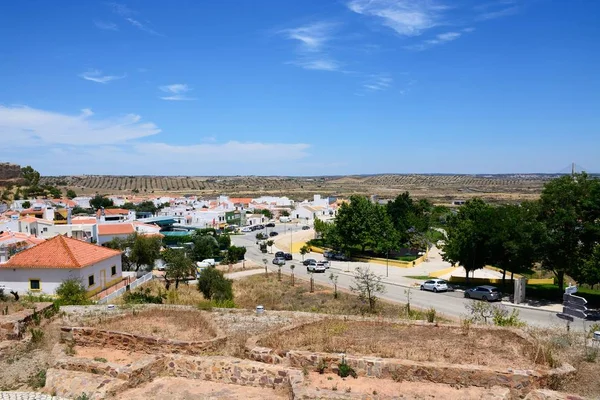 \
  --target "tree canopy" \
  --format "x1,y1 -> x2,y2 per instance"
90,195 -> 114,210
